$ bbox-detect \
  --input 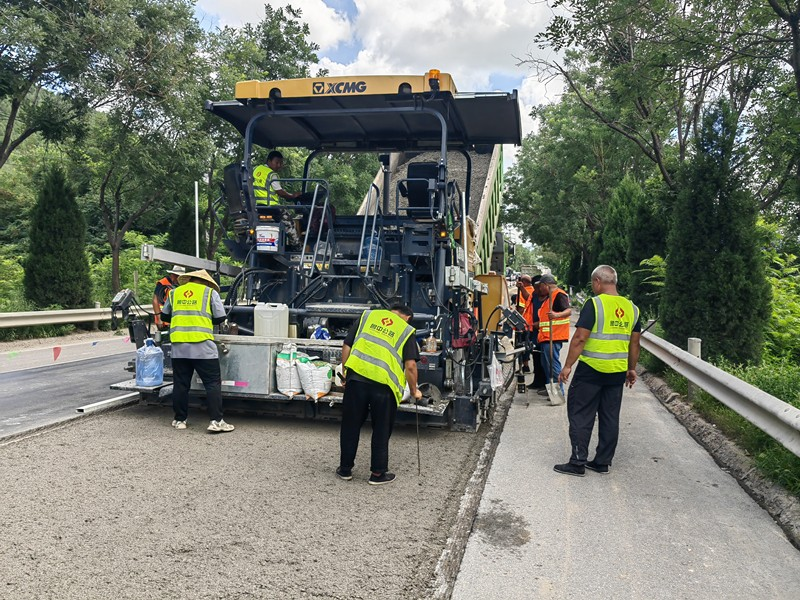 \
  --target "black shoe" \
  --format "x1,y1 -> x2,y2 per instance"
527,383 -> 546,390
336,467 -> 353,481
522,364 -> 531,374
368,472 -> 396,485
553,463 -> 585,477
536,389 -> 550,397
585,460 -> 609,474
